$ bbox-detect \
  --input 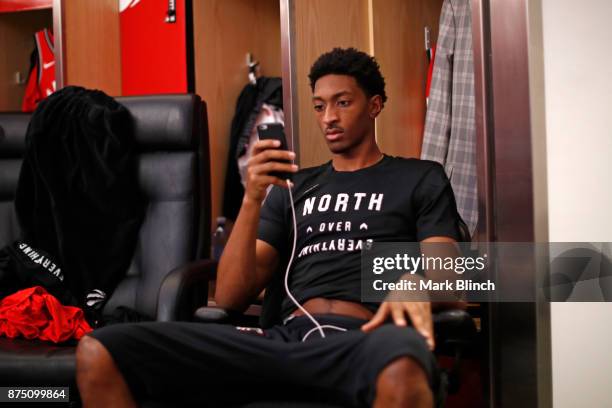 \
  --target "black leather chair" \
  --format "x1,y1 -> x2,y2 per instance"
0,94 -> 214,403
